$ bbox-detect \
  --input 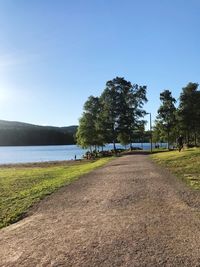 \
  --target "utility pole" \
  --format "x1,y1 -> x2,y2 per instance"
149,112 -> 152,153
